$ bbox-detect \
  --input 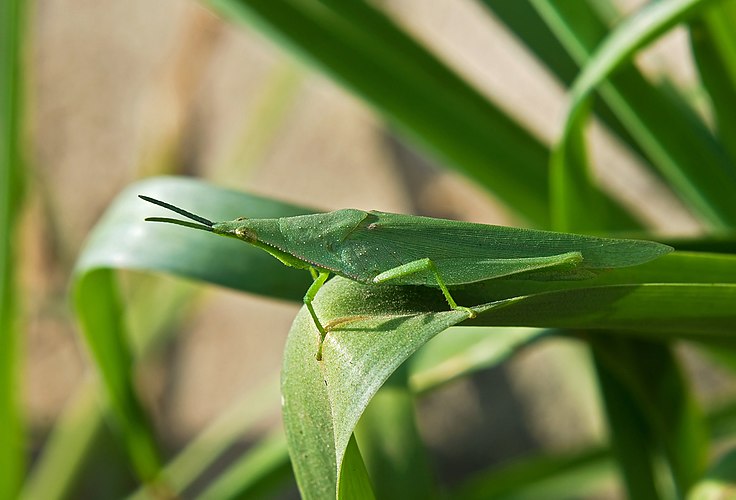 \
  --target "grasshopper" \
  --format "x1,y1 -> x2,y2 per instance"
140,195 -> 672,359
